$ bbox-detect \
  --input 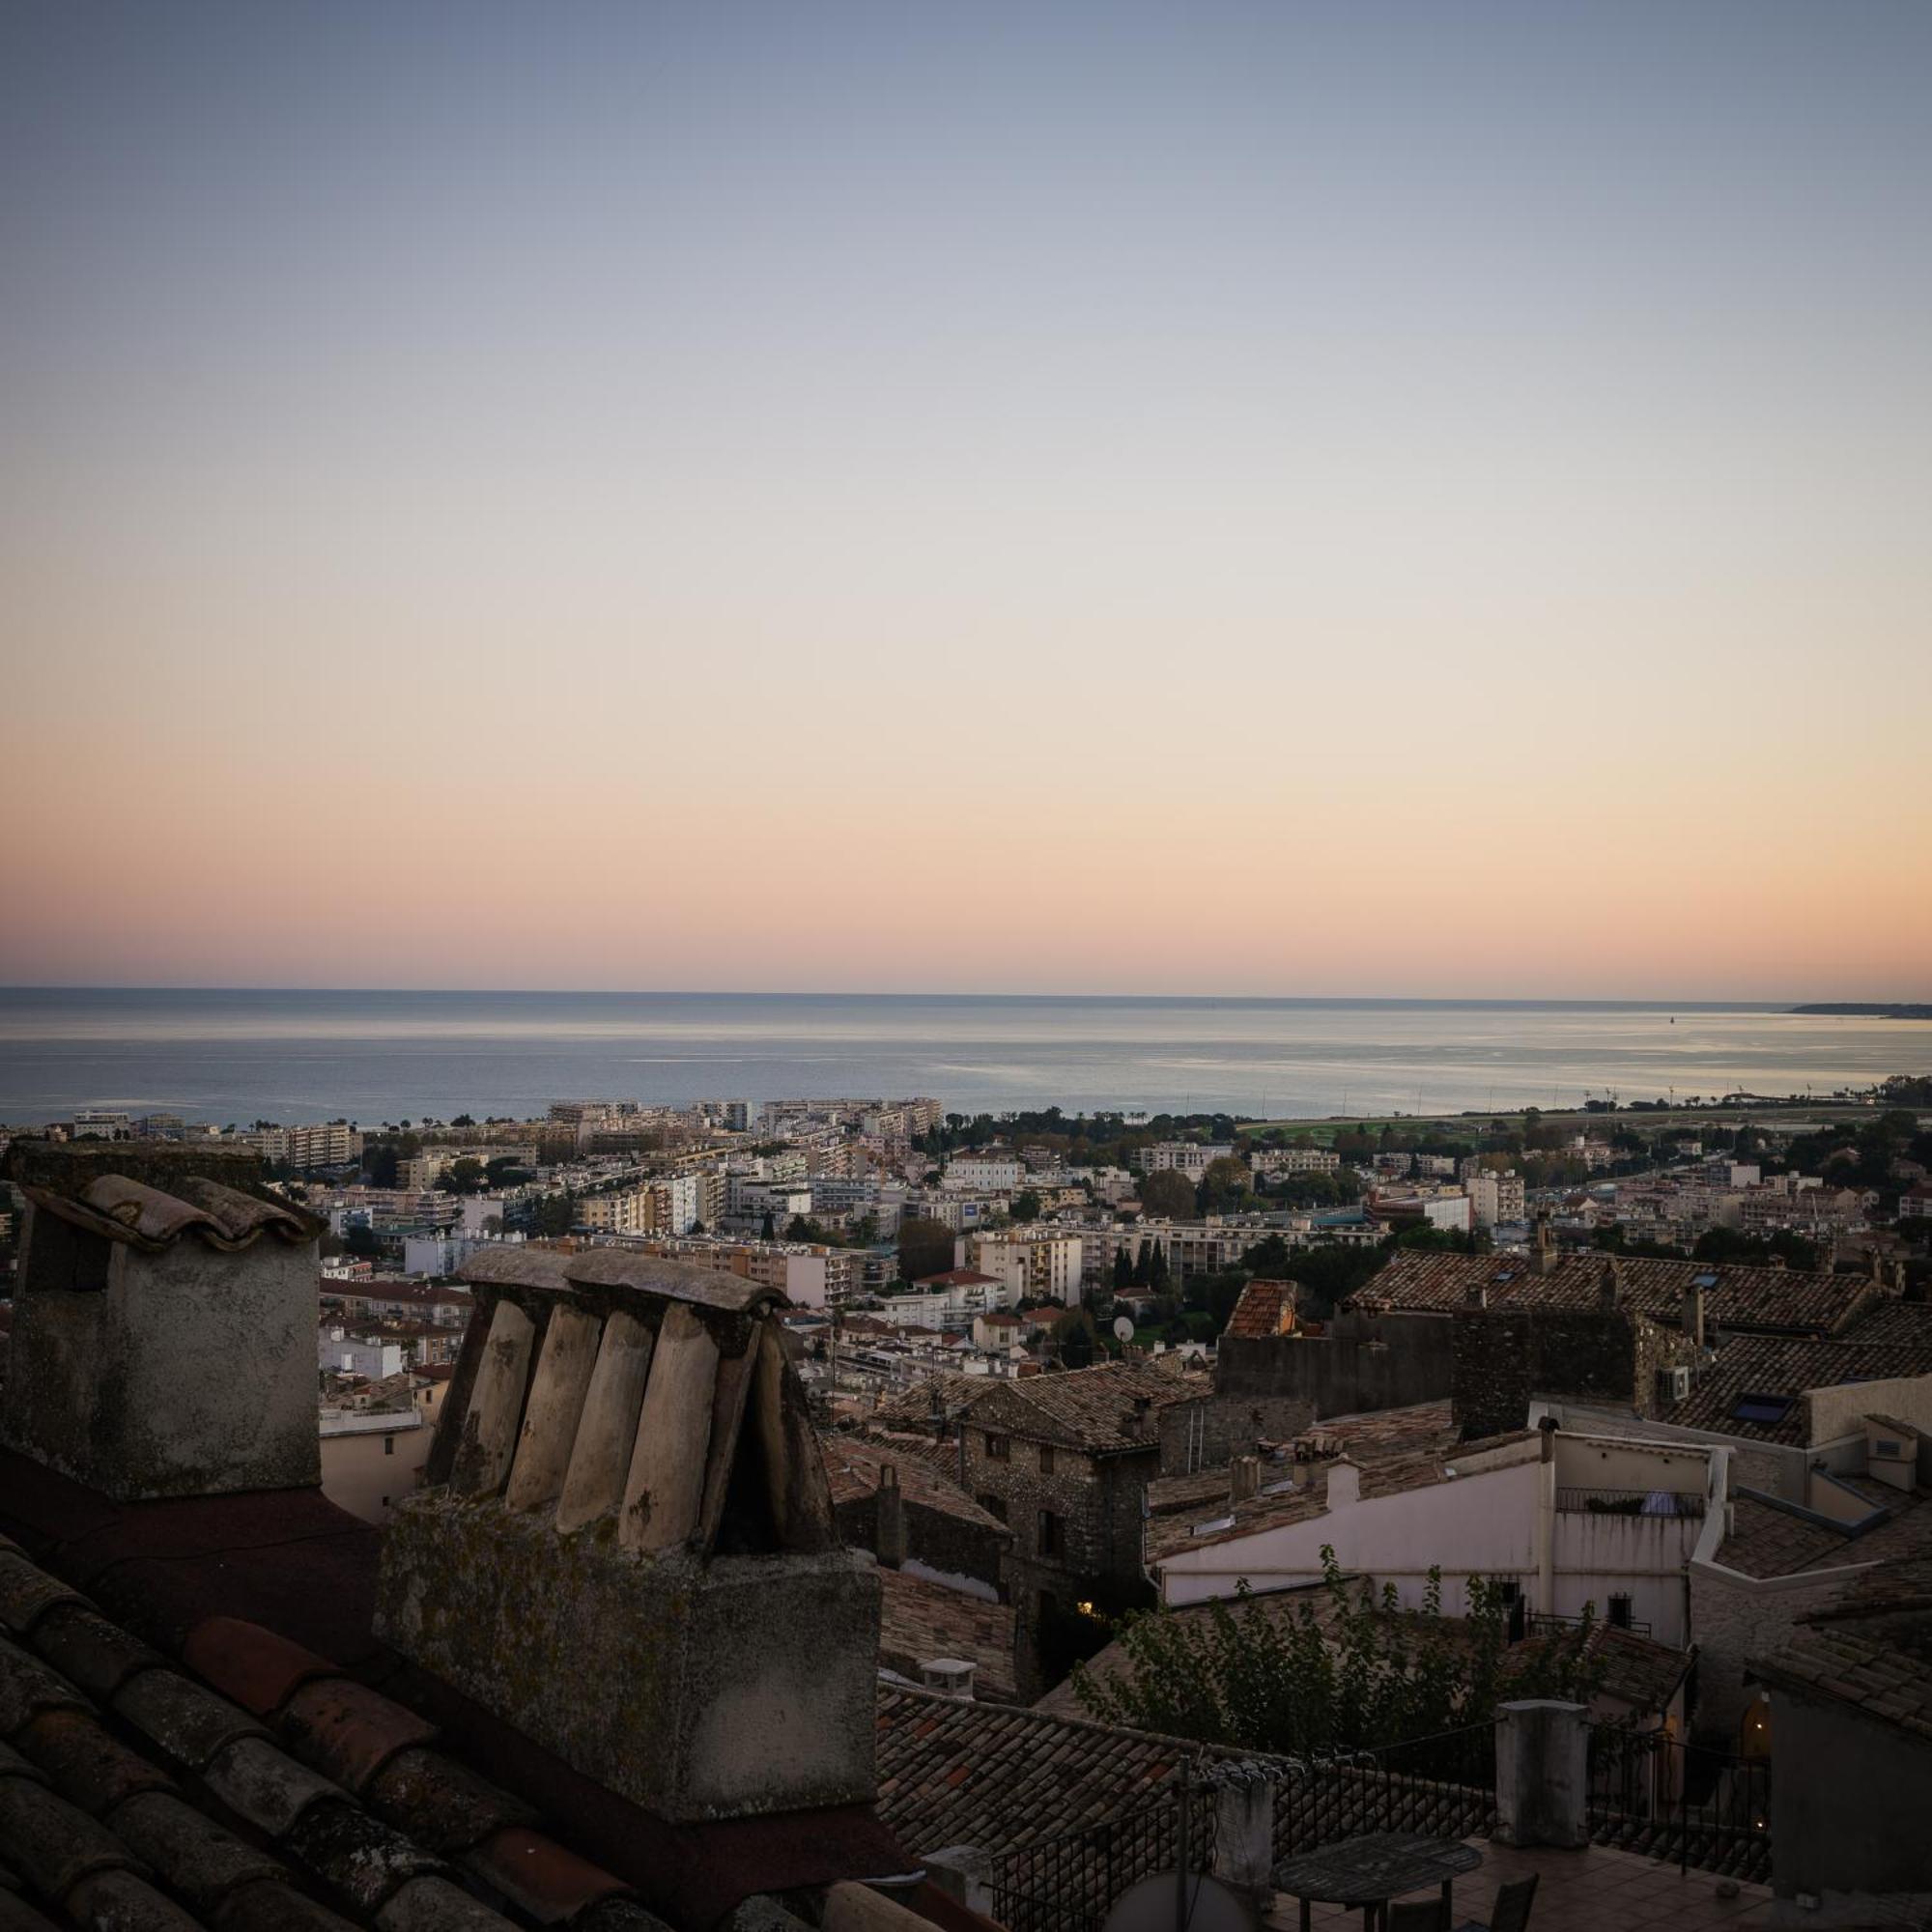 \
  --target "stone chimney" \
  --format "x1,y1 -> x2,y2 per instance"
875,1461 -> 908,1569
1533,1213 -> 1557,1276
1466,1282 -> 1489,1311
1682,1282 -> 1707,1350
1229,1454 -> 1261,1504
1598,1256 -> 1621,1313
1,1142 -> 321,1500
375,1245 -> 878,1824
1325,1457 -> 1361,1508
